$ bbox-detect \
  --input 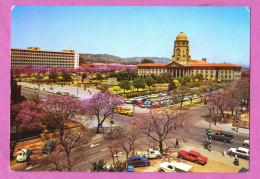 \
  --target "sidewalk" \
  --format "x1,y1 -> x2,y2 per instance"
215,123 -> 249,135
